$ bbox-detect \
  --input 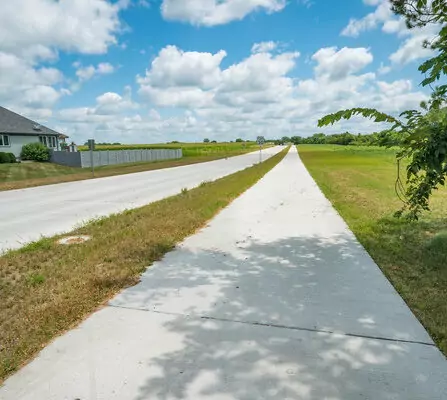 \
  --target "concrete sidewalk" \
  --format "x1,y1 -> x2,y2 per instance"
0,146 -> 282,253
1,147 -> 446,399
